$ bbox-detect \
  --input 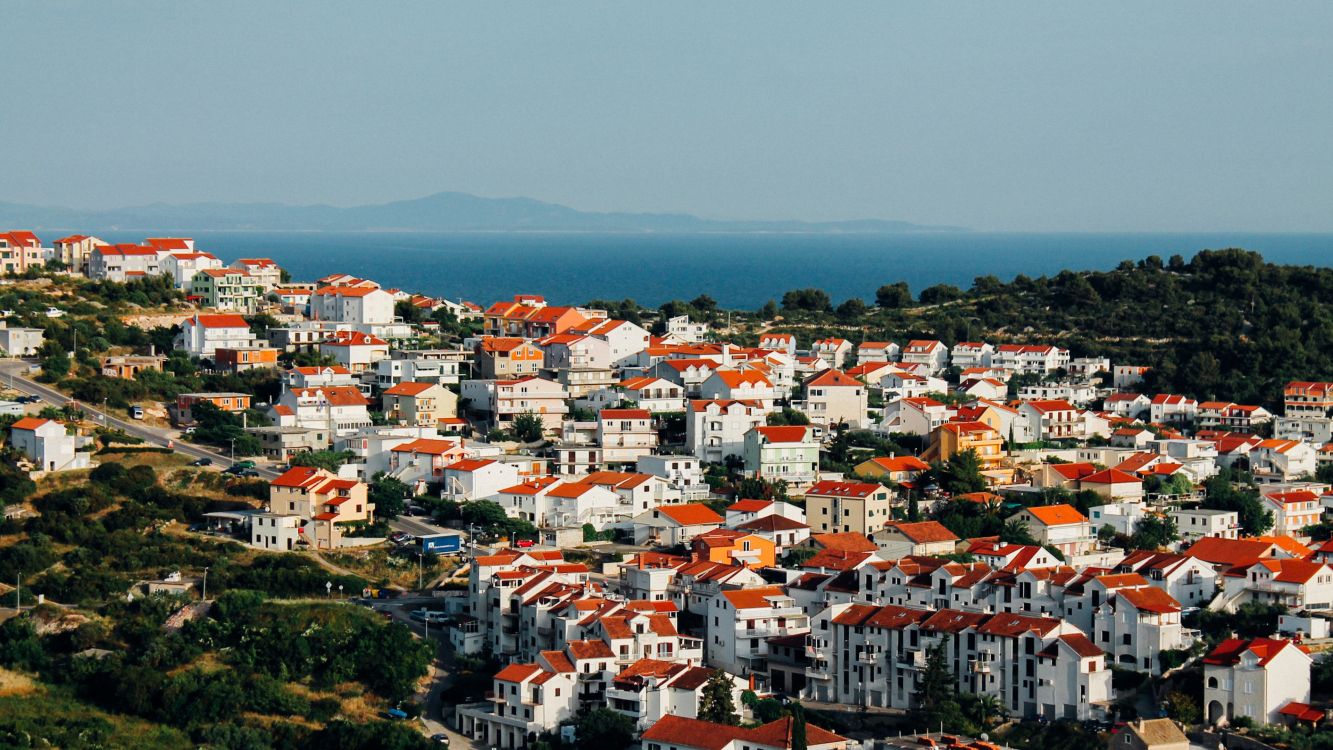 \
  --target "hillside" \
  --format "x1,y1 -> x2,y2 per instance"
738,249 -> 1333,406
